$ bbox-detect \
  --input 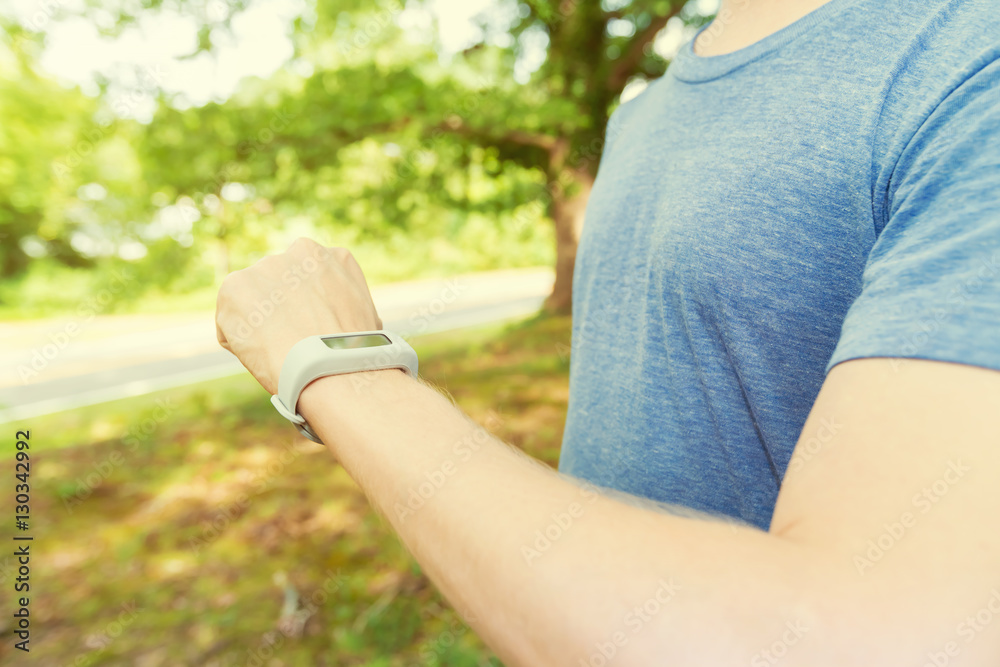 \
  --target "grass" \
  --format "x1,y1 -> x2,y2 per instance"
0,313 -> 572,666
